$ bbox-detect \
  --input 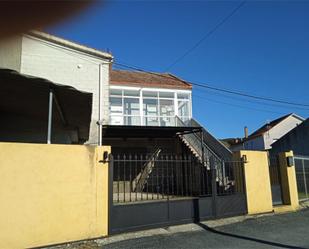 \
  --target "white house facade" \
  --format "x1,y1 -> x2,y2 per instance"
232,113 -> 304,151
